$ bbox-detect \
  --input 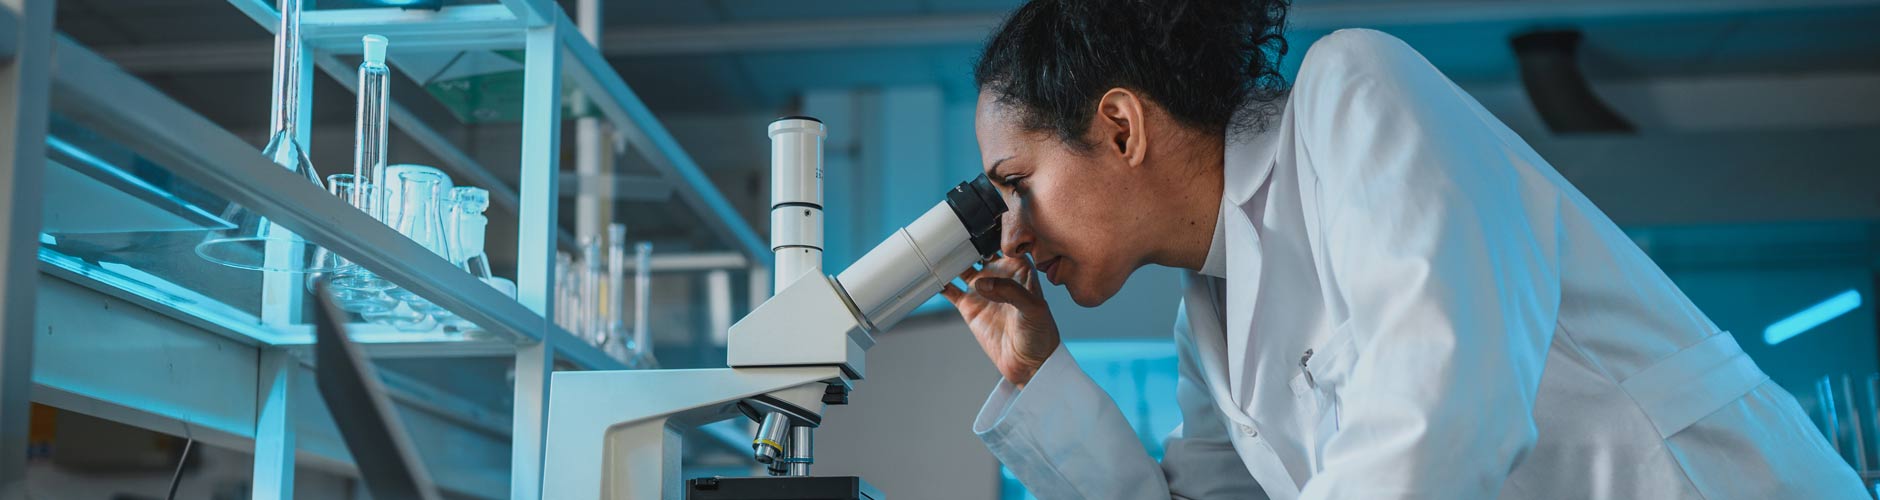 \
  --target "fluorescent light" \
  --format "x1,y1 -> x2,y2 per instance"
1764,289 -> 1862,345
